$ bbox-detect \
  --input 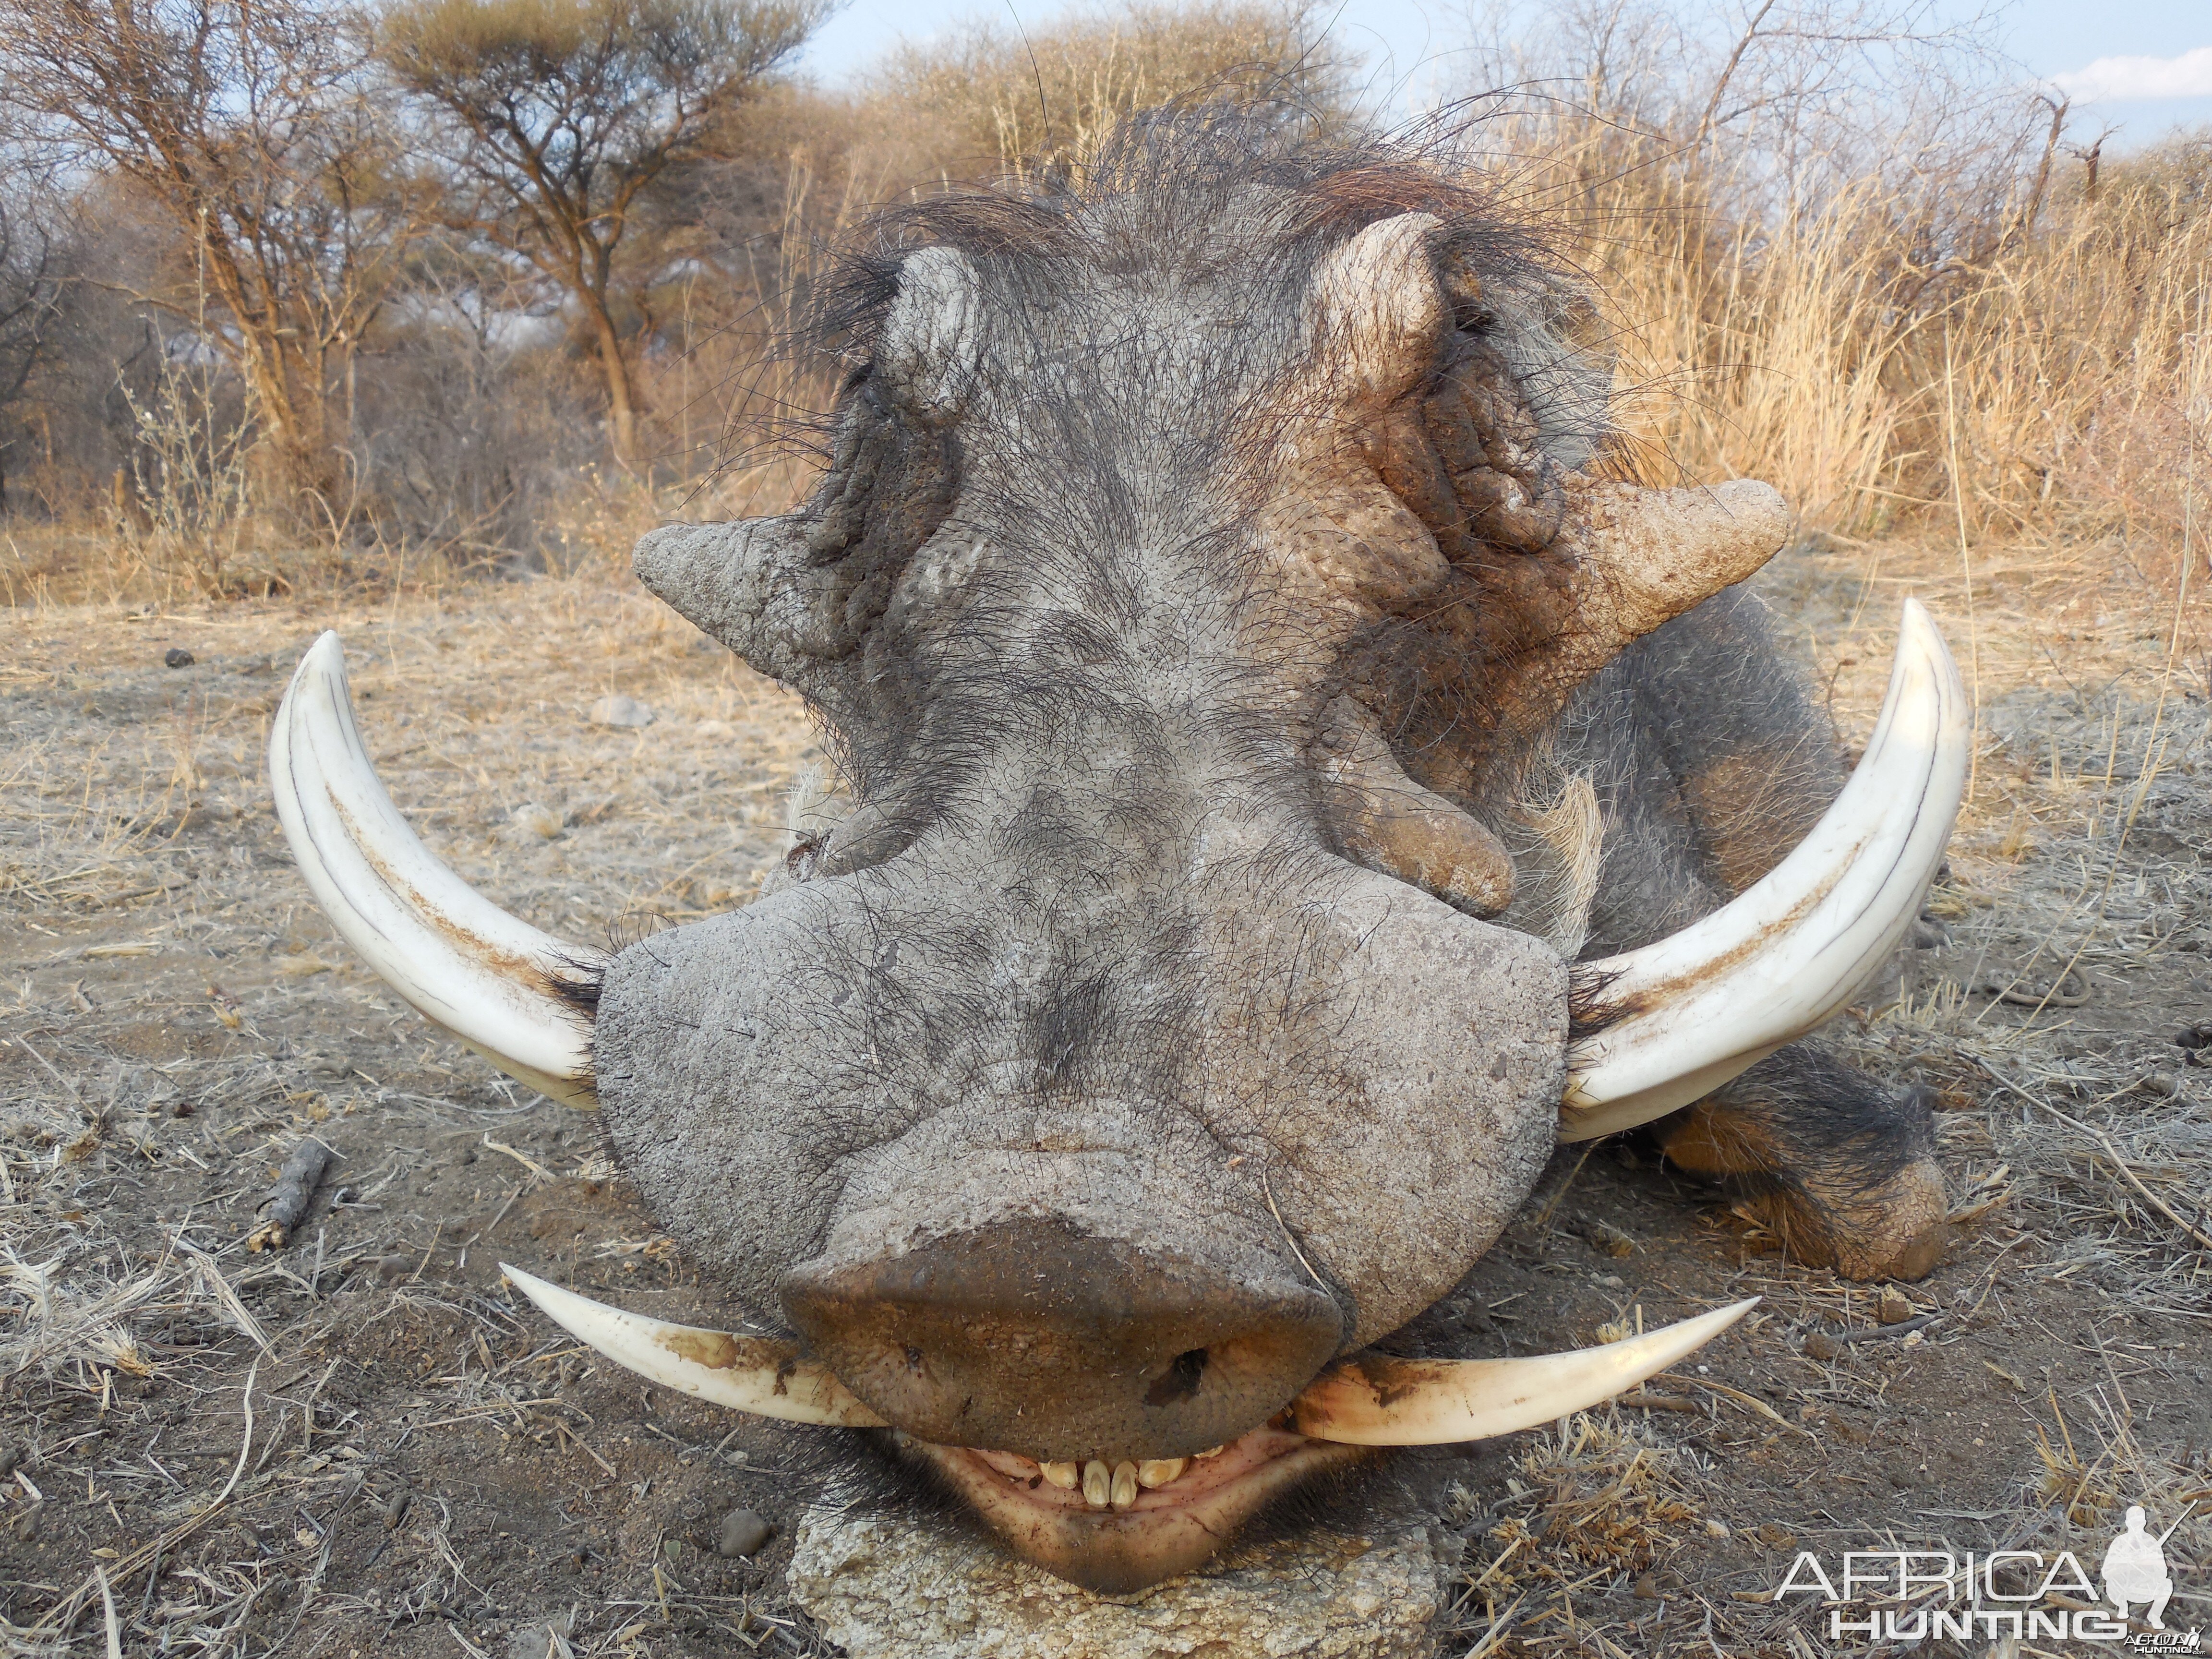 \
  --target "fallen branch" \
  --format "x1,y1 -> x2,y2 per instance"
248,1138 -> 338,1251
